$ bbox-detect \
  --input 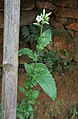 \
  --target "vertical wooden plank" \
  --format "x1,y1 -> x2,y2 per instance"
2,0 -> 20,119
